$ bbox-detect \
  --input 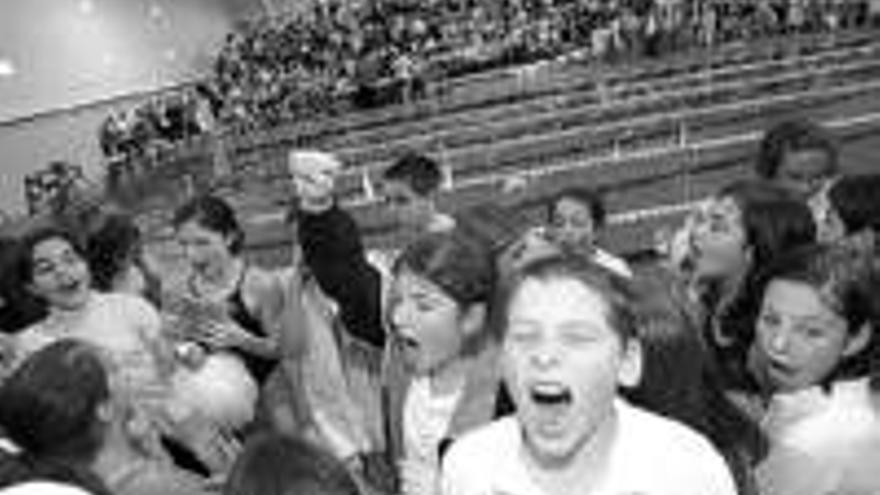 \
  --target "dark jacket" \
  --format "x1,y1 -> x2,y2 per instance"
298,205 -> 385,348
